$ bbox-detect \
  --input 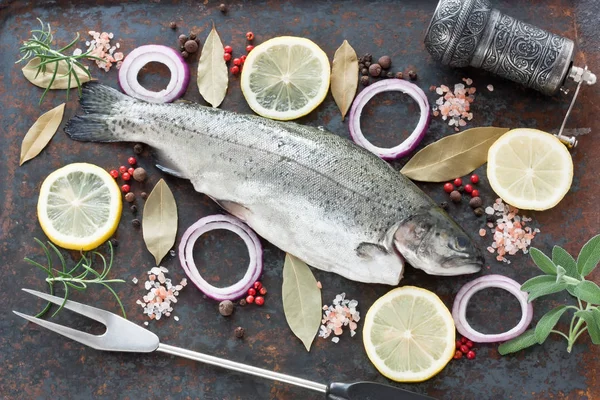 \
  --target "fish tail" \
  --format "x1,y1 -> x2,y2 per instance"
64,82 -> 135,142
